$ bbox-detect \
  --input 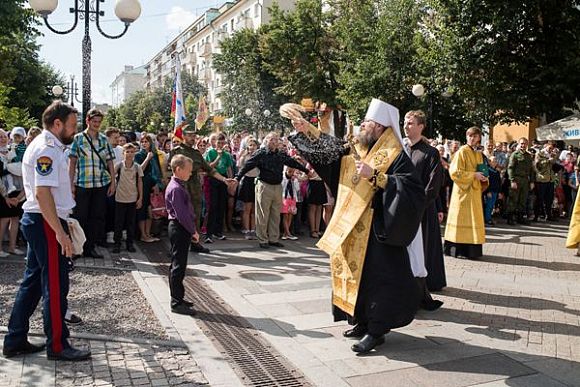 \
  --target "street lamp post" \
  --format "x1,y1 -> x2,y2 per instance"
412,83 -> 453,138
29,0 -> 142,122
51,75 -> 82,106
